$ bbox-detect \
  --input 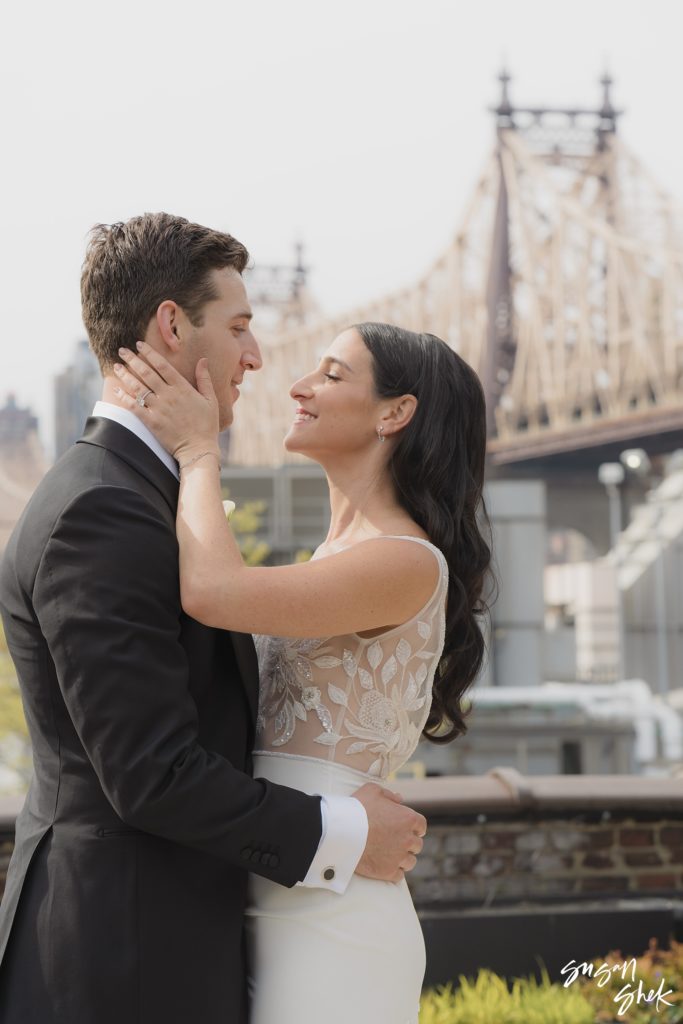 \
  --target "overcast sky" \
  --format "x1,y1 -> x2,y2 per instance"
2,0 -> 682,453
